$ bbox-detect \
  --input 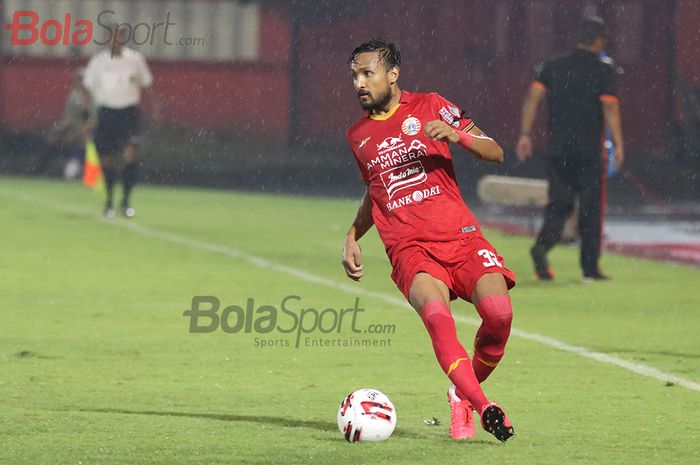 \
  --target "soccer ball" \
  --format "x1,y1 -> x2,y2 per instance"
337,388 -> 397,442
